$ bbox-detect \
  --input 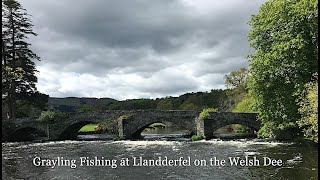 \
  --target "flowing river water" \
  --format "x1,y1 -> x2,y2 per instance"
2,129 -> 318,180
